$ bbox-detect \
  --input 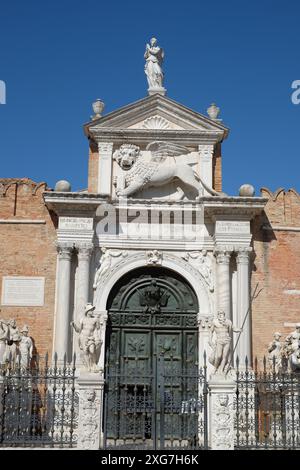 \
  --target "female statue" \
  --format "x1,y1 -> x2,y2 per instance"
144,37 -> 164,90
